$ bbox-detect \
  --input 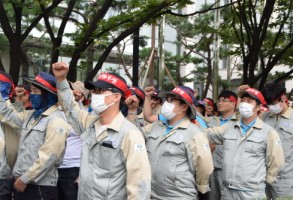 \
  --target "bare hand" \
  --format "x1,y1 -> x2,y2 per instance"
52,62 -> 69,81
125,95 -> 139,110
14,87 -> 25,97
144,86 -> 155,97
237,84 -> 250,95
14,177 -> 27,192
